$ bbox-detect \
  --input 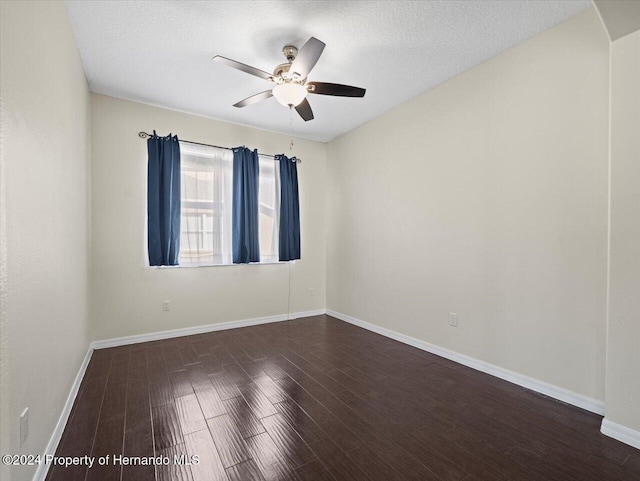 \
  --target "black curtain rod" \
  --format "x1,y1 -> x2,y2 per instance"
138,132 -> 302,163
